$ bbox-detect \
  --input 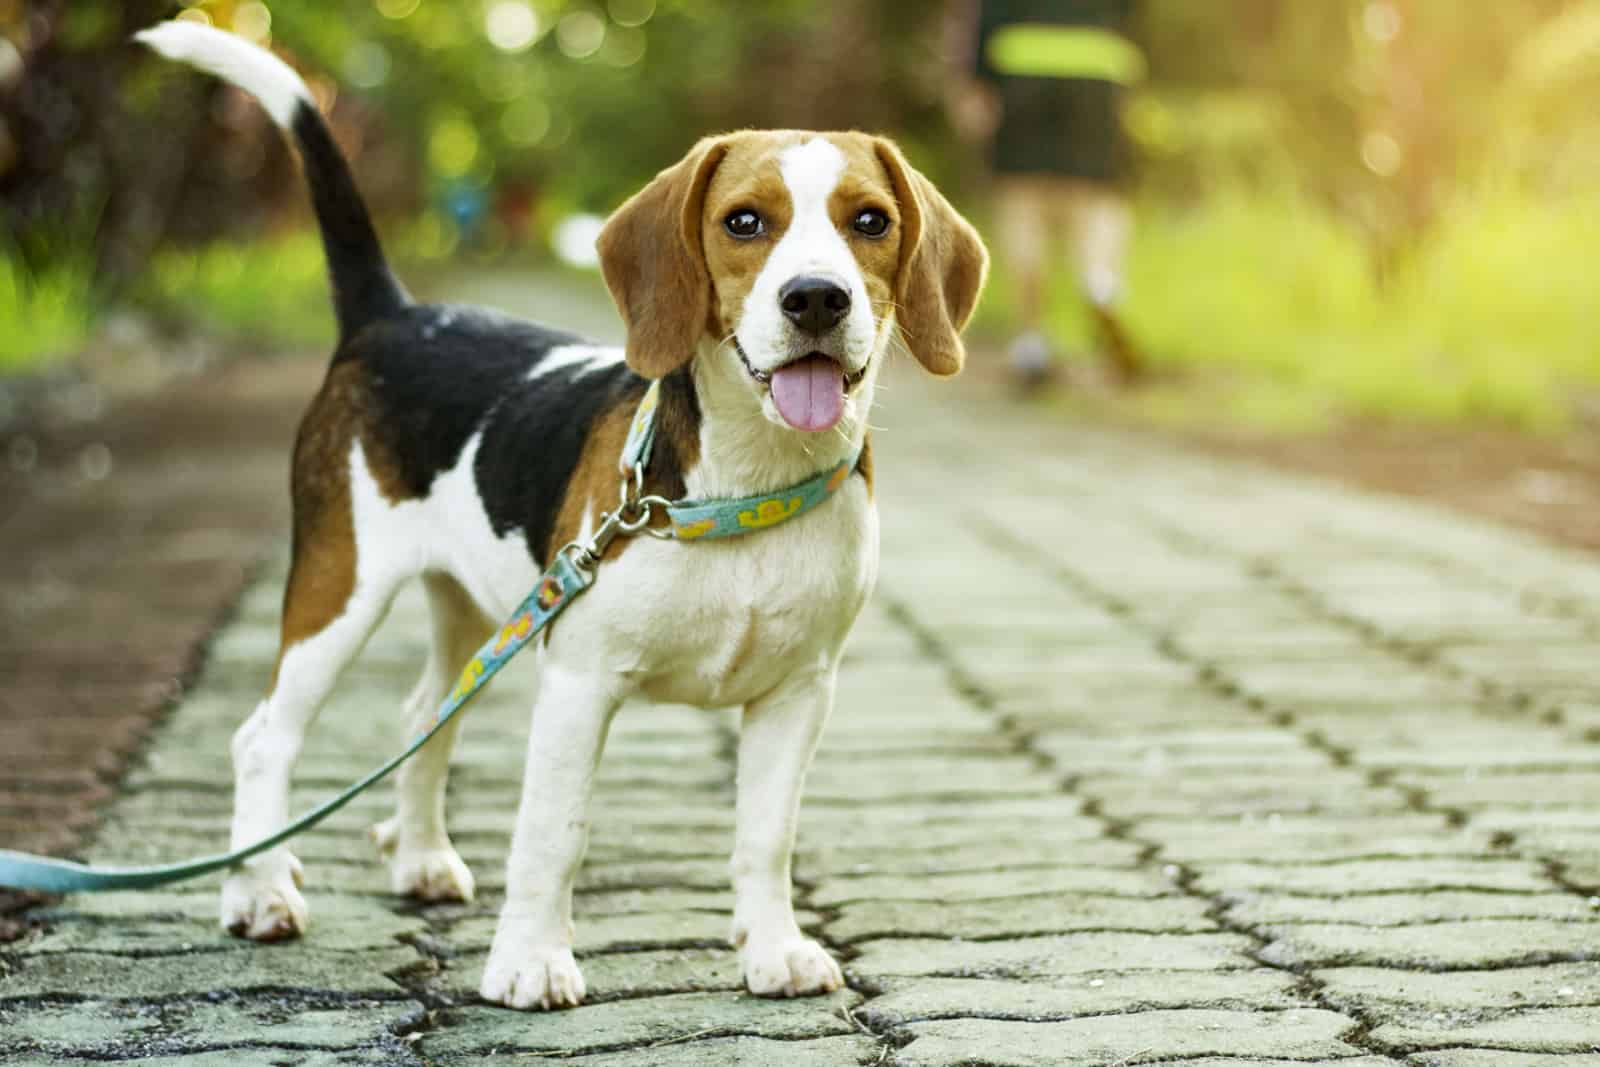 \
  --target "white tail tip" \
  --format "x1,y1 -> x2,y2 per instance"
135,21 -> 312,130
